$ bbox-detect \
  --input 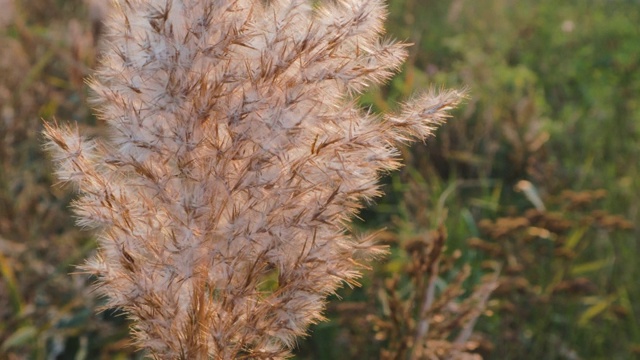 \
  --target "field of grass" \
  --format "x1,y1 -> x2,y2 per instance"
1,0 -> 638,359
